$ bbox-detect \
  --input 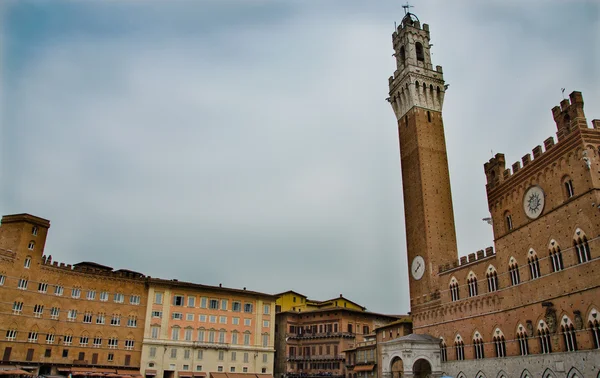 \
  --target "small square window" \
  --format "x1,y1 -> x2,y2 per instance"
108,353 -> 114,362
